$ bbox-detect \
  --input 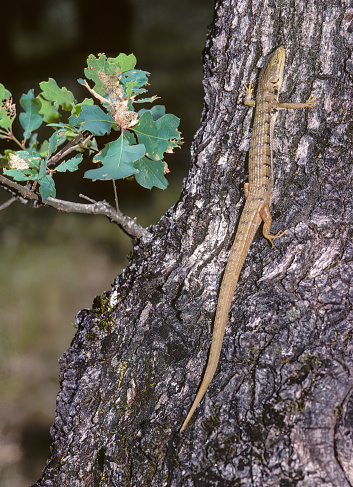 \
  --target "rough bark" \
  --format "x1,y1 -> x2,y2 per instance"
33,0 -> 353,485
